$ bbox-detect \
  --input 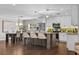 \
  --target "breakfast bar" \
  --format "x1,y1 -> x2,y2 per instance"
6,32 -> 57,49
